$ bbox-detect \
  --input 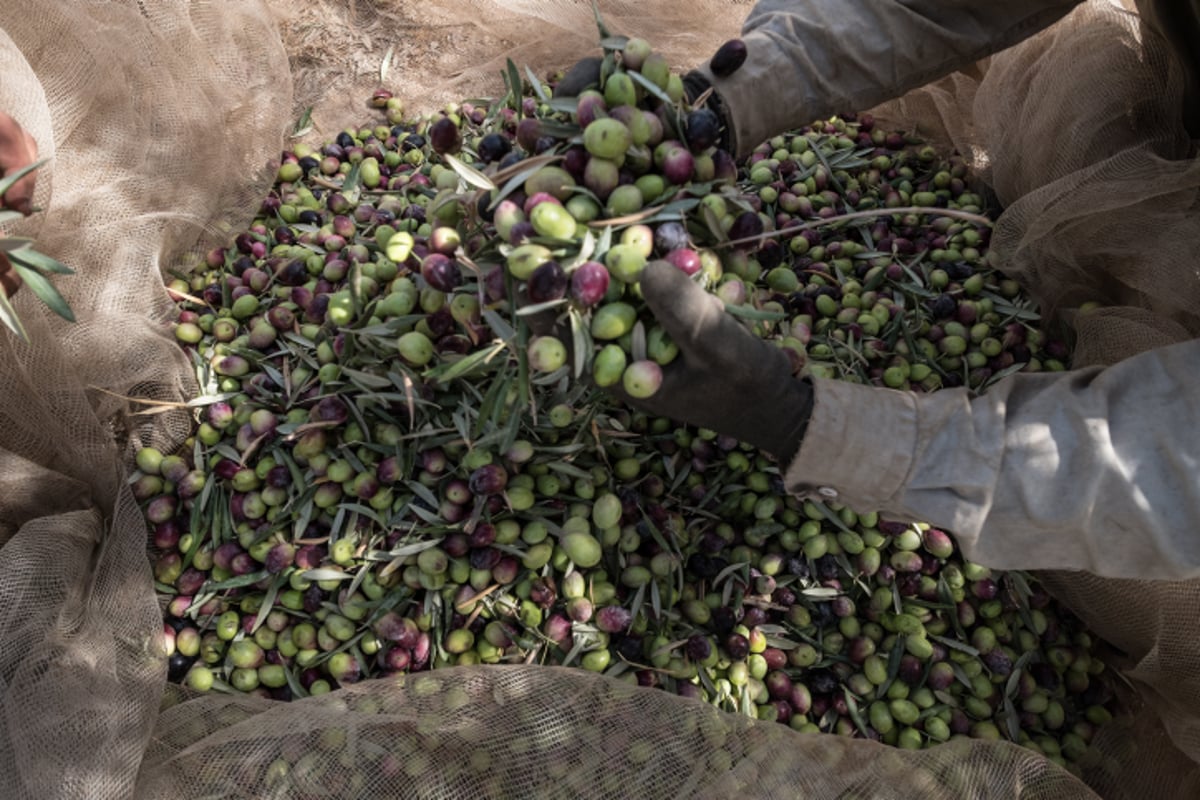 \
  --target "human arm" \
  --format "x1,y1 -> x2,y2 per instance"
631,260 -> 1200,582
690,0 -> 1082,158
784,335 -> 1200,581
